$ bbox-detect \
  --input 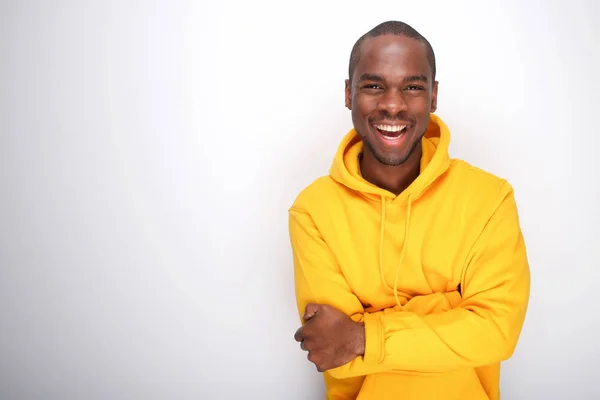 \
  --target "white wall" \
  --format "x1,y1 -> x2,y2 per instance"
1,0 -> 598,398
